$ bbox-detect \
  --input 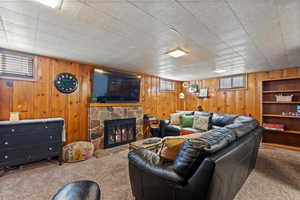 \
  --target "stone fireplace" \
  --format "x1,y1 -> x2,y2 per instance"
104,118 -> 136,148
89,105 -> 143,150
